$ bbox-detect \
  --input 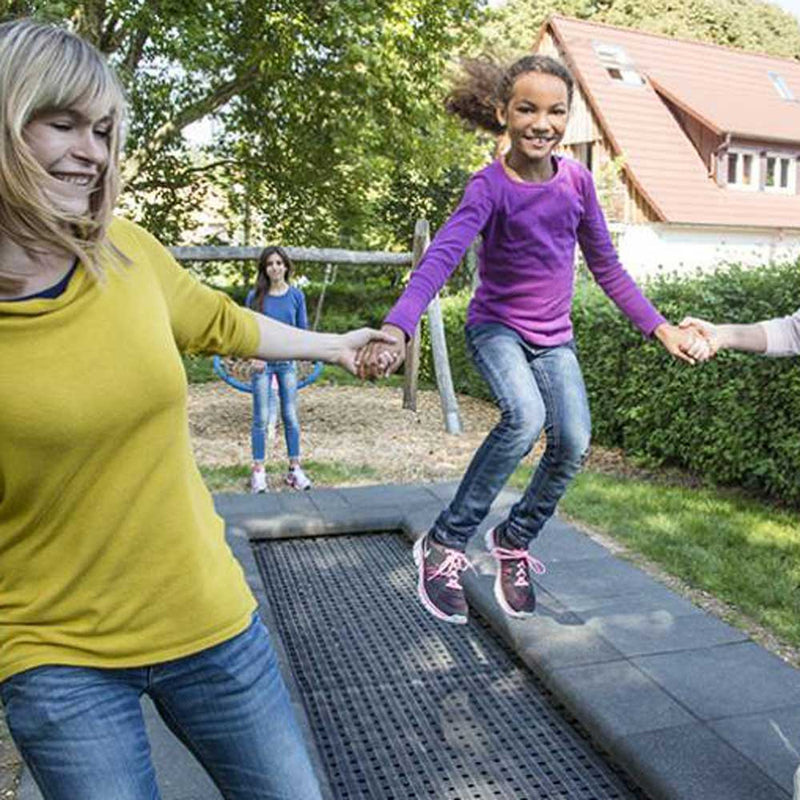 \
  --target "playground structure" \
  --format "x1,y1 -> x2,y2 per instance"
171,219 -> 465,435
